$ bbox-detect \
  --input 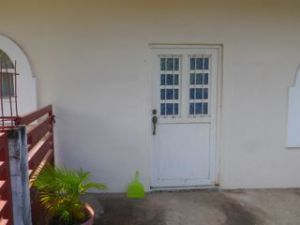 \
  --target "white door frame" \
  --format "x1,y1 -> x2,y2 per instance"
149,44 -> 223,189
